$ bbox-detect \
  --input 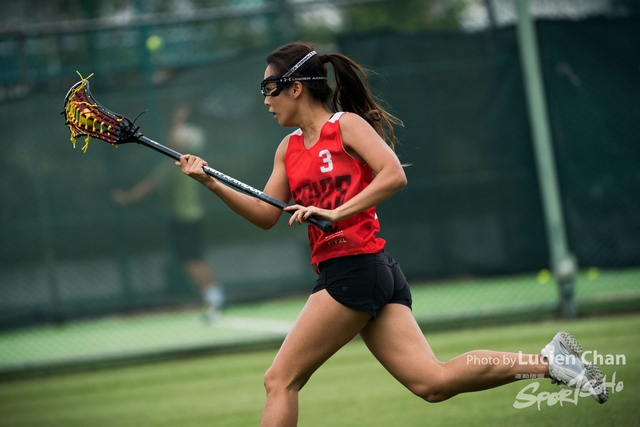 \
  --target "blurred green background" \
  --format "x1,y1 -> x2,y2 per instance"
0,0 -> 639,375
